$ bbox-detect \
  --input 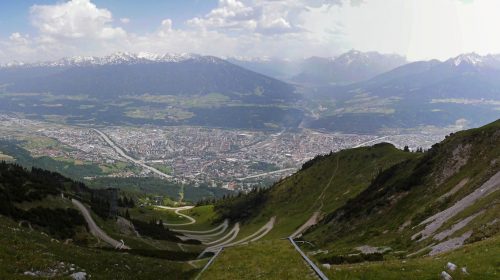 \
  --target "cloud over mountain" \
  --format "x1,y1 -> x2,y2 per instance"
2,0 -> 500,63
